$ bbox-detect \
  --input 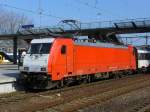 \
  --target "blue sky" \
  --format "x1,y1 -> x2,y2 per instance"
0,0 -> 150,45
1,0 -> 150,26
